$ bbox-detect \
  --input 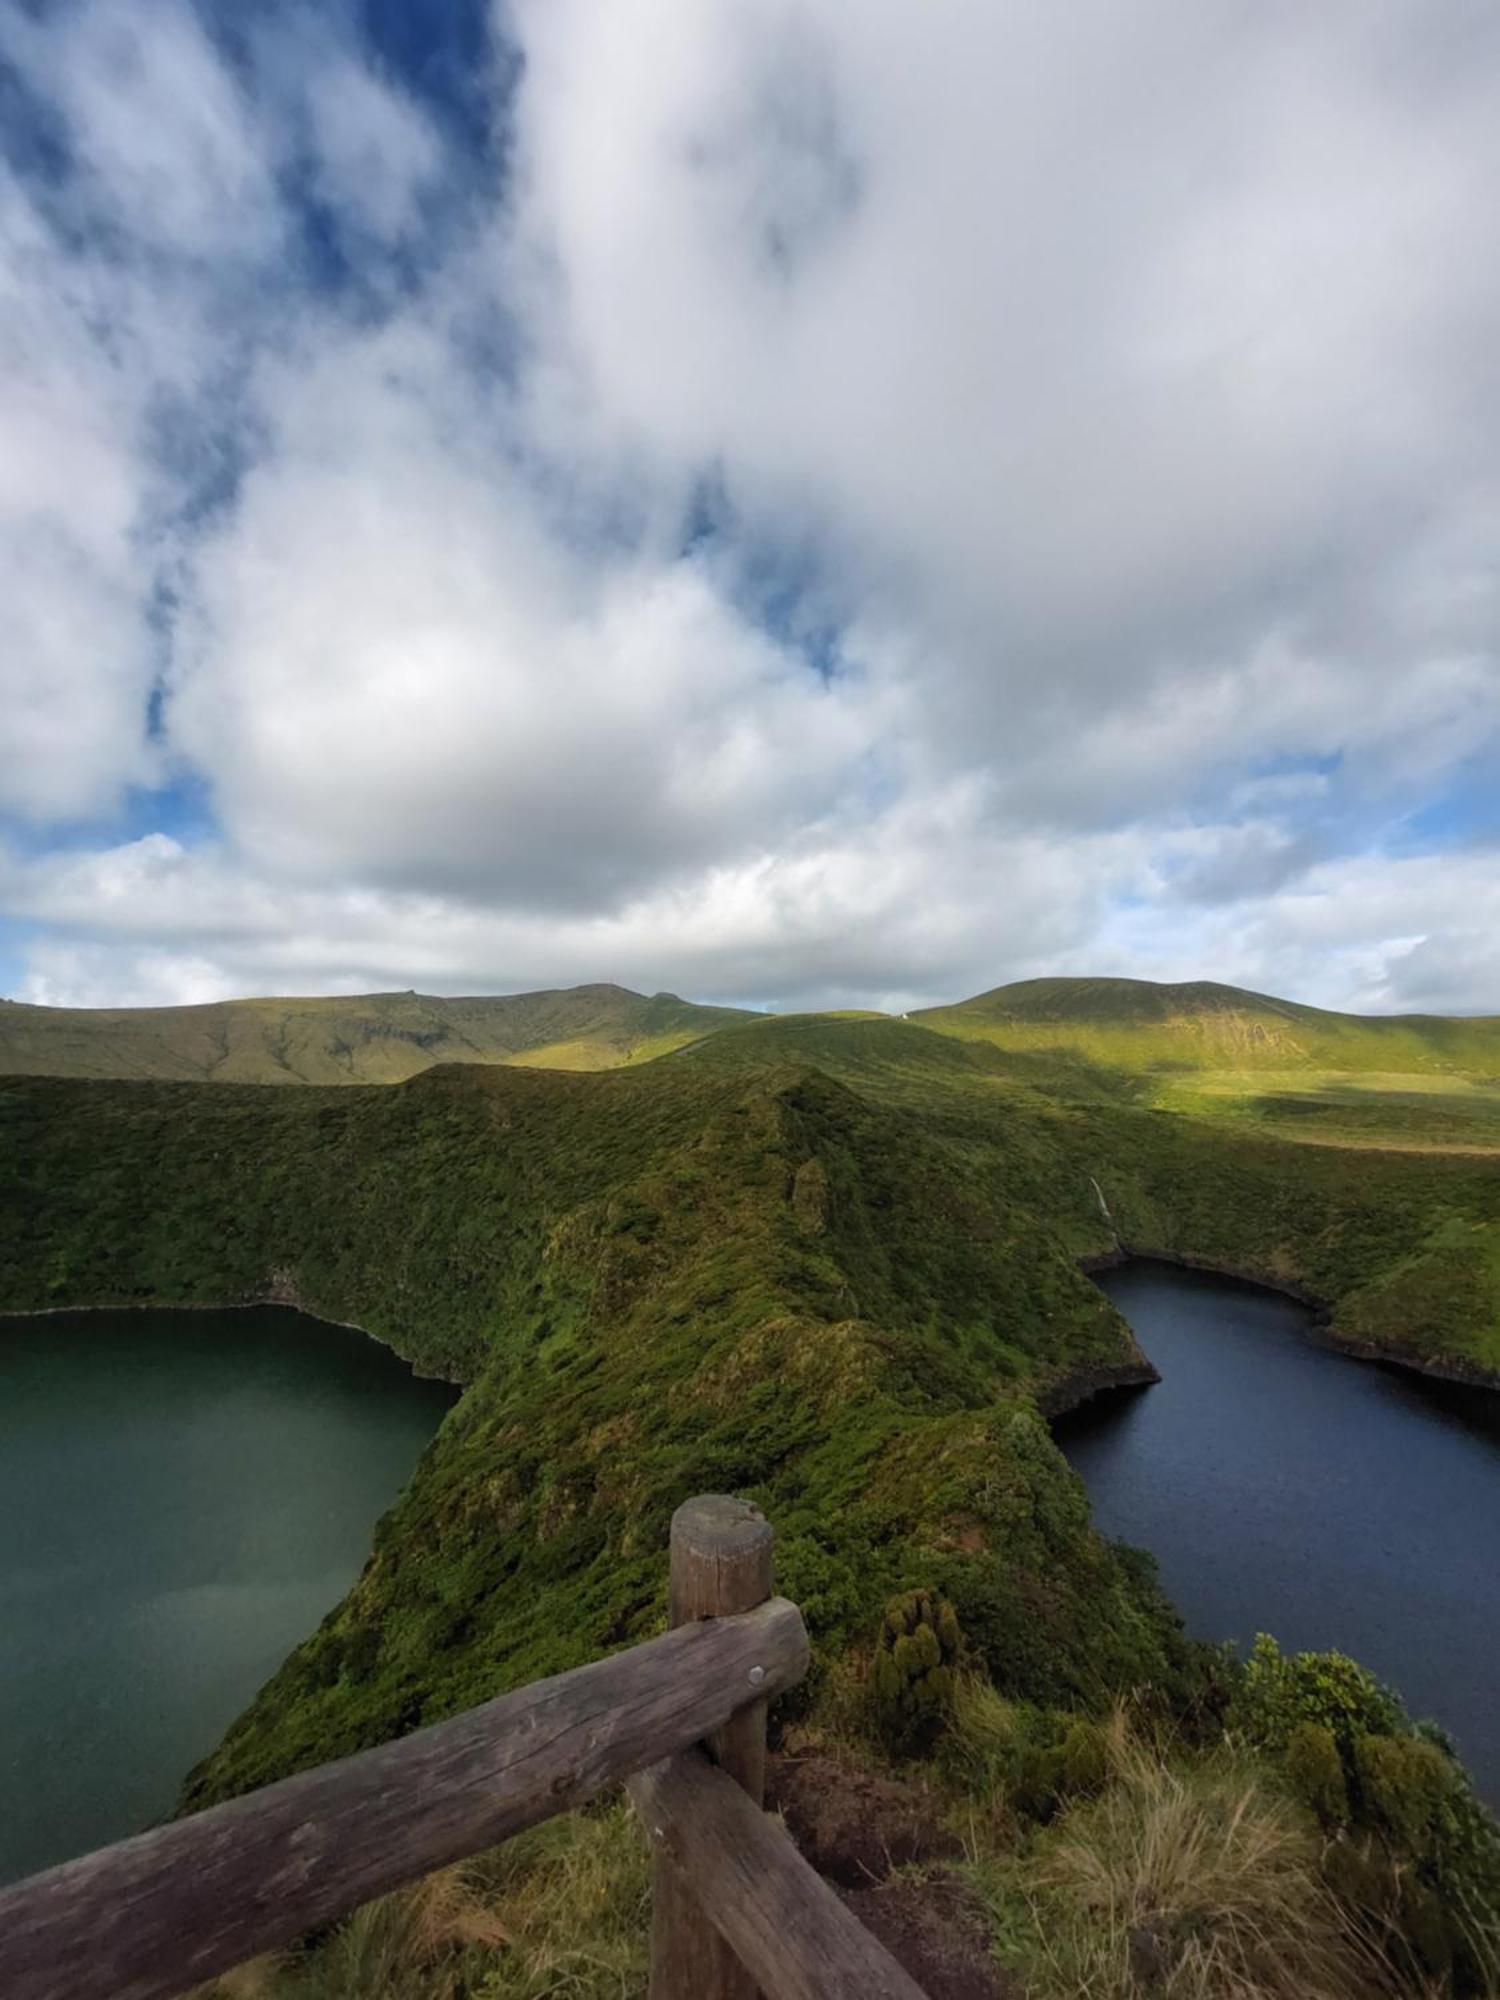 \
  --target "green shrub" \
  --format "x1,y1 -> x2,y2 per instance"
1229,1634 -> 1404,1756
1283,1721 -> 1347,1829
1058,1718 -> 1109,1800
1320,1833 -> 1463,1986
1333,1733 -> 1500,1992
1402,1880 -> 1460,1986
946,1677 -> 1114,1821
1354,1732 -> 1453,1859
871,1589 -> 961,1756
1009,1740 -> 1068,1821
